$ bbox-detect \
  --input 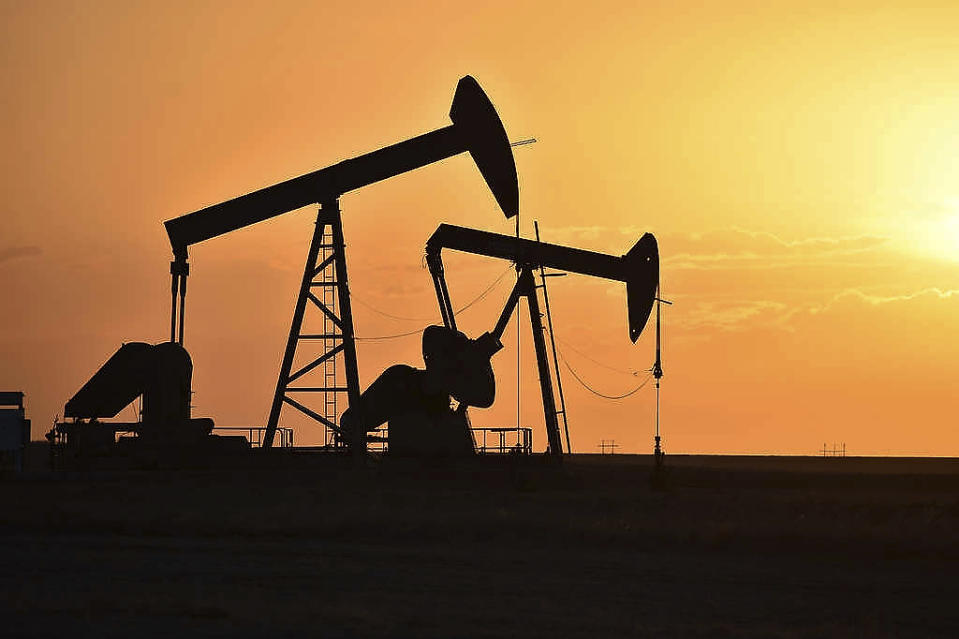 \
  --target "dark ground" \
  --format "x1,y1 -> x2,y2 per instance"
1,445 -> 957,638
